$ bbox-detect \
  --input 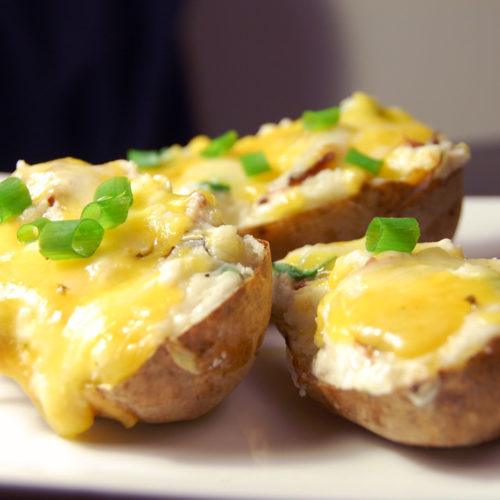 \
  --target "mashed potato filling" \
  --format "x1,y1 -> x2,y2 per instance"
149,92 -> 468,227
275,239 -> 500,396
317,248 -> 500,358
0,159 -> 256,436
